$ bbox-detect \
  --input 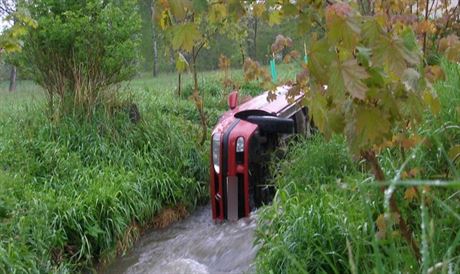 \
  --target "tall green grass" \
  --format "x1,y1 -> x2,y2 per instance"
0,69 -> 240,272
255,61 -> 460,273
